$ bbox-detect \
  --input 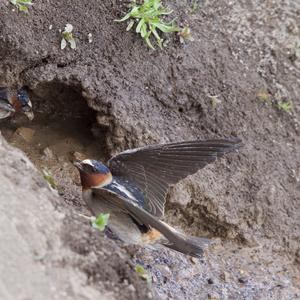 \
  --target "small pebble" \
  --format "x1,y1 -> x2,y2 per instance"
43,147 -> 54,160
128,284 -> 136,292
220,271 -> 230,282
238,277 -> 248,284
